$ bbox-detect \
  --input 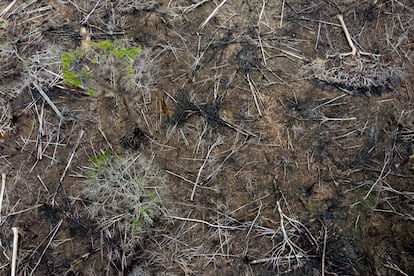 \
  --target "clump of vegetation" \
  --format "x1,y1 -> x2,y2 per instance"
0,44 -> 63,97
81,150 -> 167,269
302,14 -> 406,96
303,57 -> 405,95
61,39 -> 144,95
61,51 -> 83,88
121,47 -> 158,98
